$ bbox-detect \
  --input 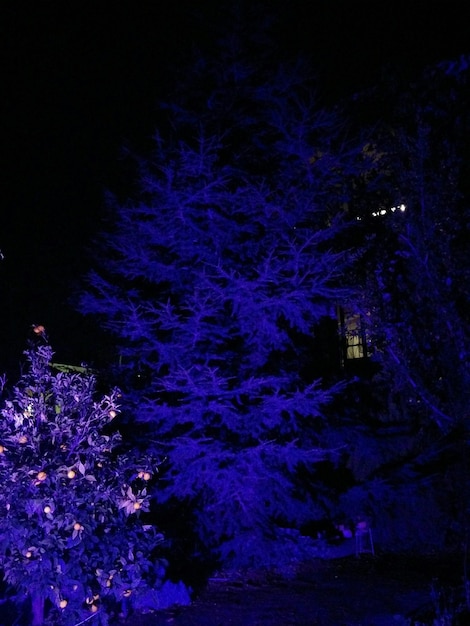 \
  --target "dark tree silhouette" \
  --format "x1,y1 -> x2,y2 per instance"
340,57 -> 470,553
358,57 -> 470,433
